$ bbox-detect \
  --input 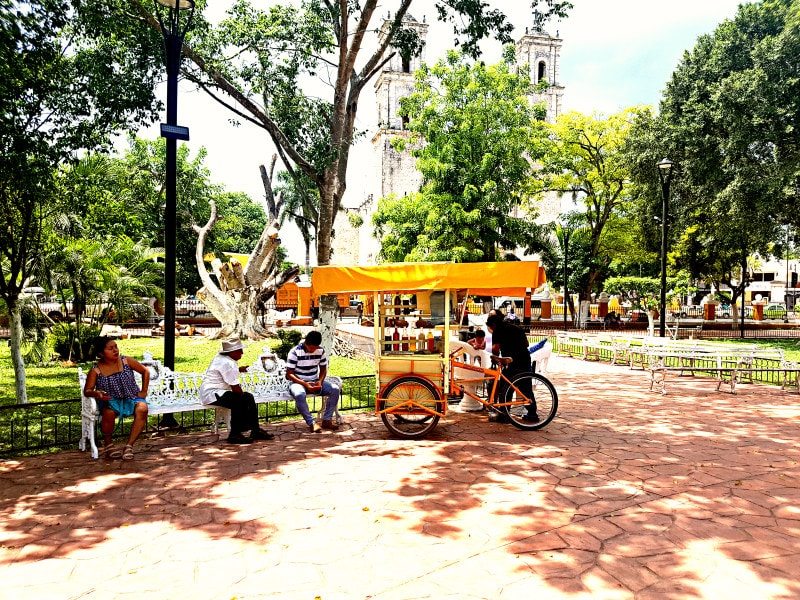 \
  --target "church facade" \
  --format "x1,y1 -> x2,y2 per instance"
332,14 -> 565,265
